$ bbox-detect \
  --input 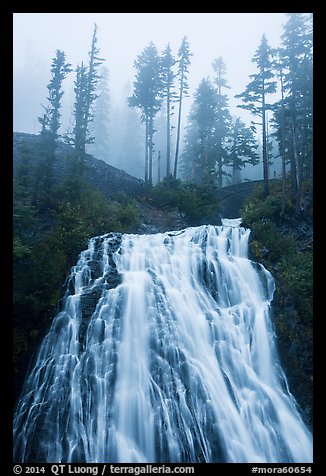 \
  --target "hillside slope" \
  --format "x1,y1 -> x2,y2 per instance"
13,133 -> 189,402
